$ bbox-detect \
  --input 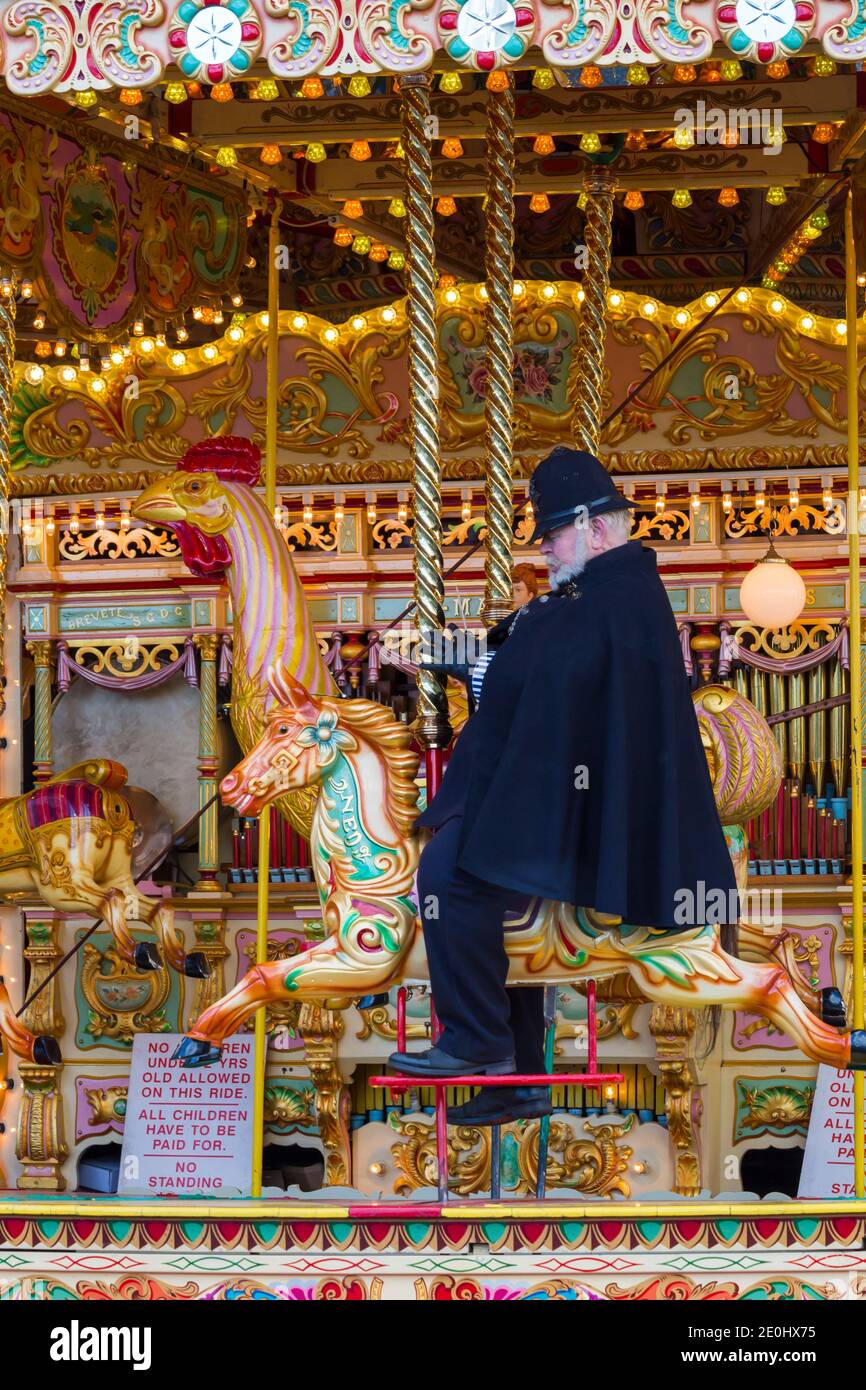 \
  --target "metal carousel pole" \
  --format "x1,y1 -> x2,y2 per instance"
481,72 -> 515,627
401,74 -> 450,764
574,168 -> 616,454
845,189 -> 864,1200
0,284 -> 15,717
251,197 -> 283,1199
400,72 -> 451,1197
